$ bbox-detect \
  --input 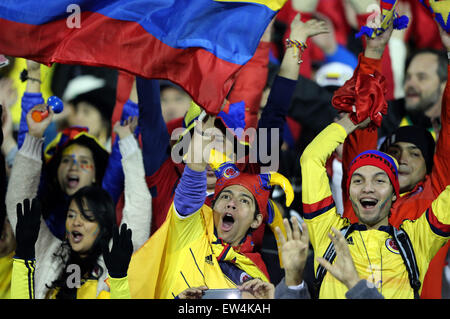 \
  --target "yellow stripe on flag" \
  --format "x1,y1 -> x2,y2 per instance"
215,0 -> 287,12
